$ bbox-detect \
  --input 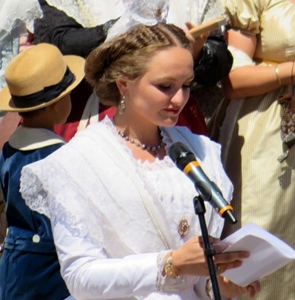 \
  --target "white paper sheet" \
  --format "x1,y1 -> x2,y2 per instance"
217,222 -> 295,286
